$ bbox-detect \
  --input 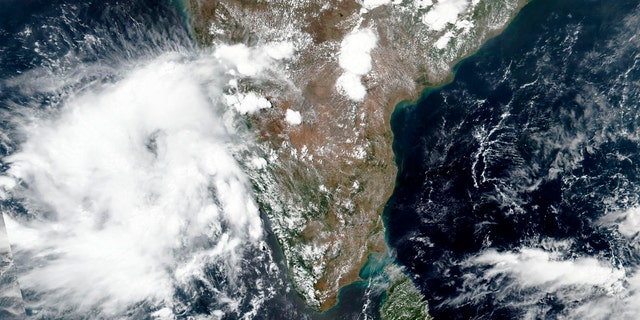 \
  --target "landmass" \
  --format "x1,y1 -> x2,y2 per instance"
185,0 -> 528,311
381,268 -> 431,320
